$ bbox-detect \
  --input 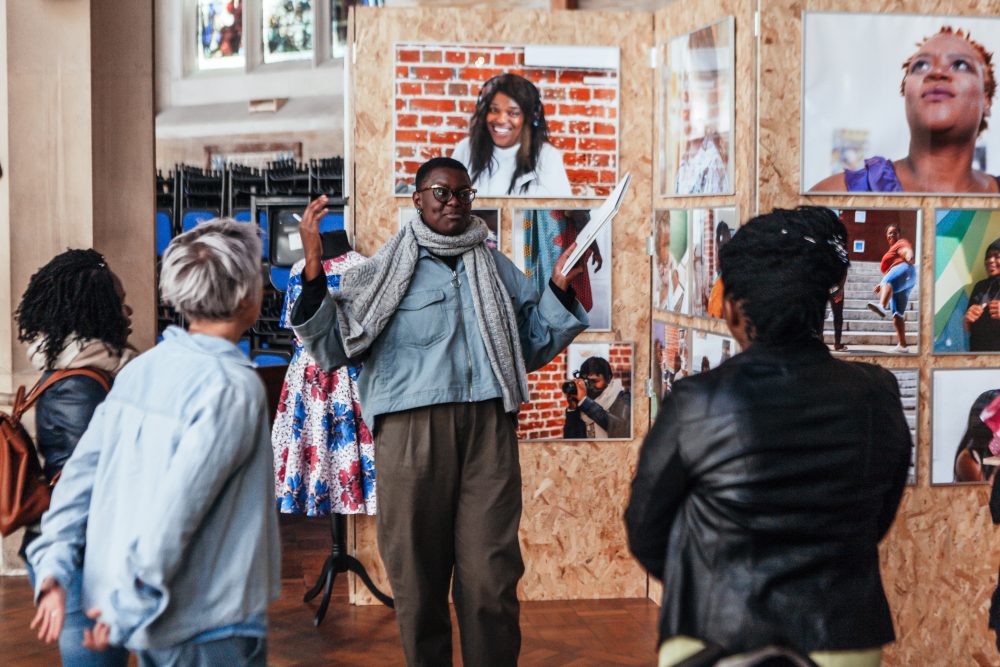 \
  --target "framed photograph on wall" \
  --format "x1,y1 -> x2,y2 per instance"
934,209 -> 1000,353
931,368 -> 1000,485
393,42 -> 620,198
660,17 -> 736,196
690,207 -> 738,319
513,208 -> 611,331
689,328 -> 737,375
652,209 -> 691,315
802,12 -> 1000,195
651,320 -> 688,419
518,341 -> 633,442
891,368 -> 919,486
398,207 -> 501,250
825,209 -> 921,355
